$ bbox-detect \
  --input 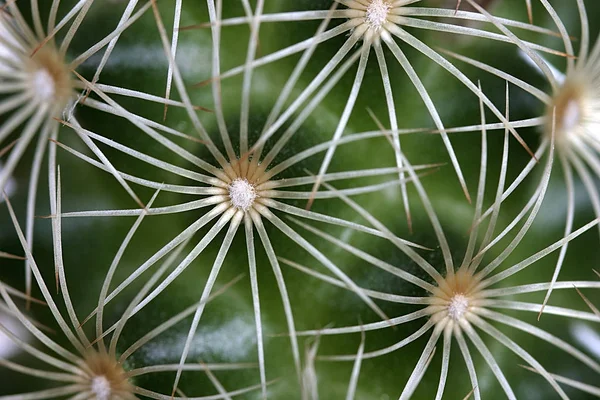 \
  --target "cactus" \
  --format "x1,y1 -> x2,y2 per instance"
1,0 -> 599,399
